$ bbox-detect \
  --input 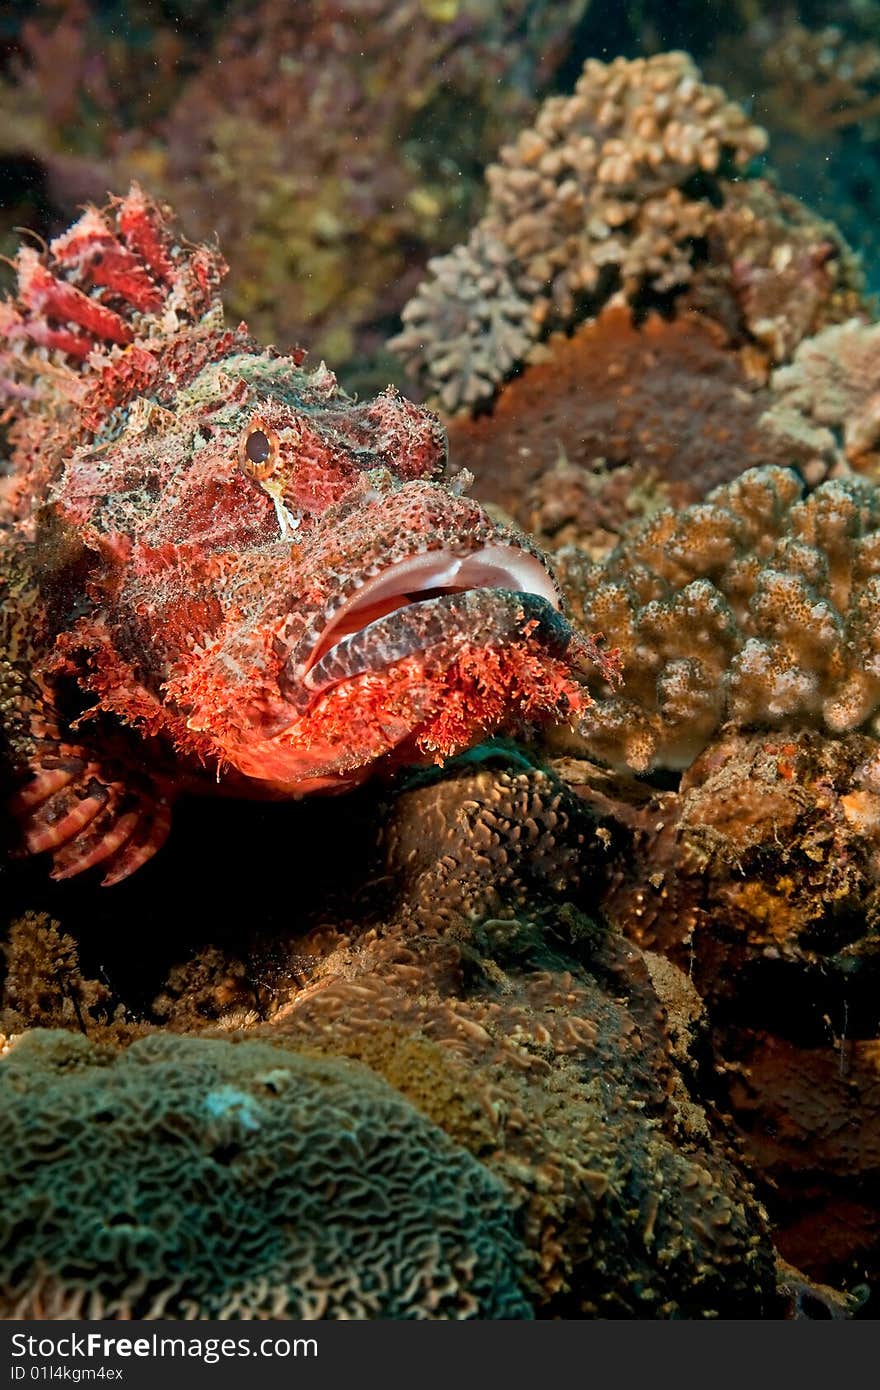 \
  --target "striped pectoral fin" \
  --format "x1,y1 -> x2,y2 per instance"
10,744 -> 173,885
